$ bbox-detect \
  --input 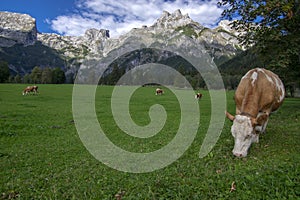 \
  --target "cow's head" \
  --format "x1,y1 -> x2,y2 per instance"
226,111 -> 268,157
